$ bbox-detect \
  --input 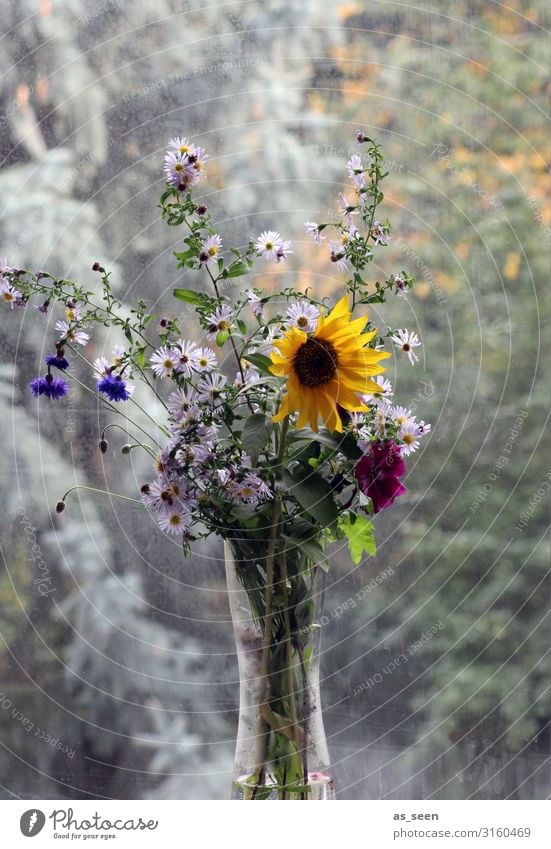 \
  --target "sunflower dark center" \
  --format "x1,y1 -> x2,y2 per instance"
293,338 -> 338,387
